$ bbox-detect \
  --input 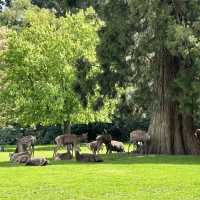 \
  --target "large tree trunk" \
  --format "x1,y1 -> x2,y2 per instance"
63,121 -> 71,134
148,52 -> 200,154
